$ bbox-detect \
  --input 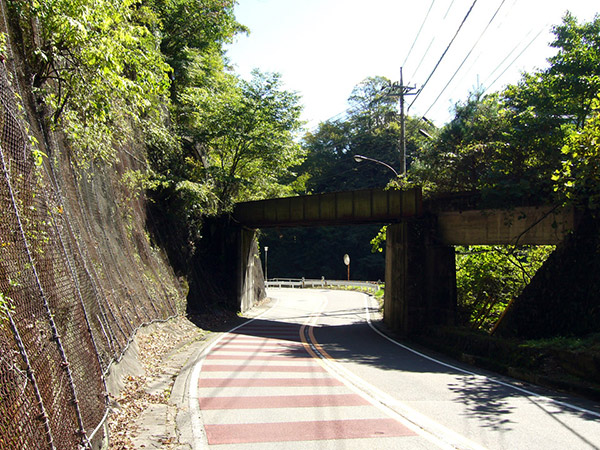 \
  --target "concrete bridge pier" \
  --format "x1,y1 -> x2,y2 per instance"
384,217 -> 456,335
236,226 -> 266,312
188,218 -> 265,314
